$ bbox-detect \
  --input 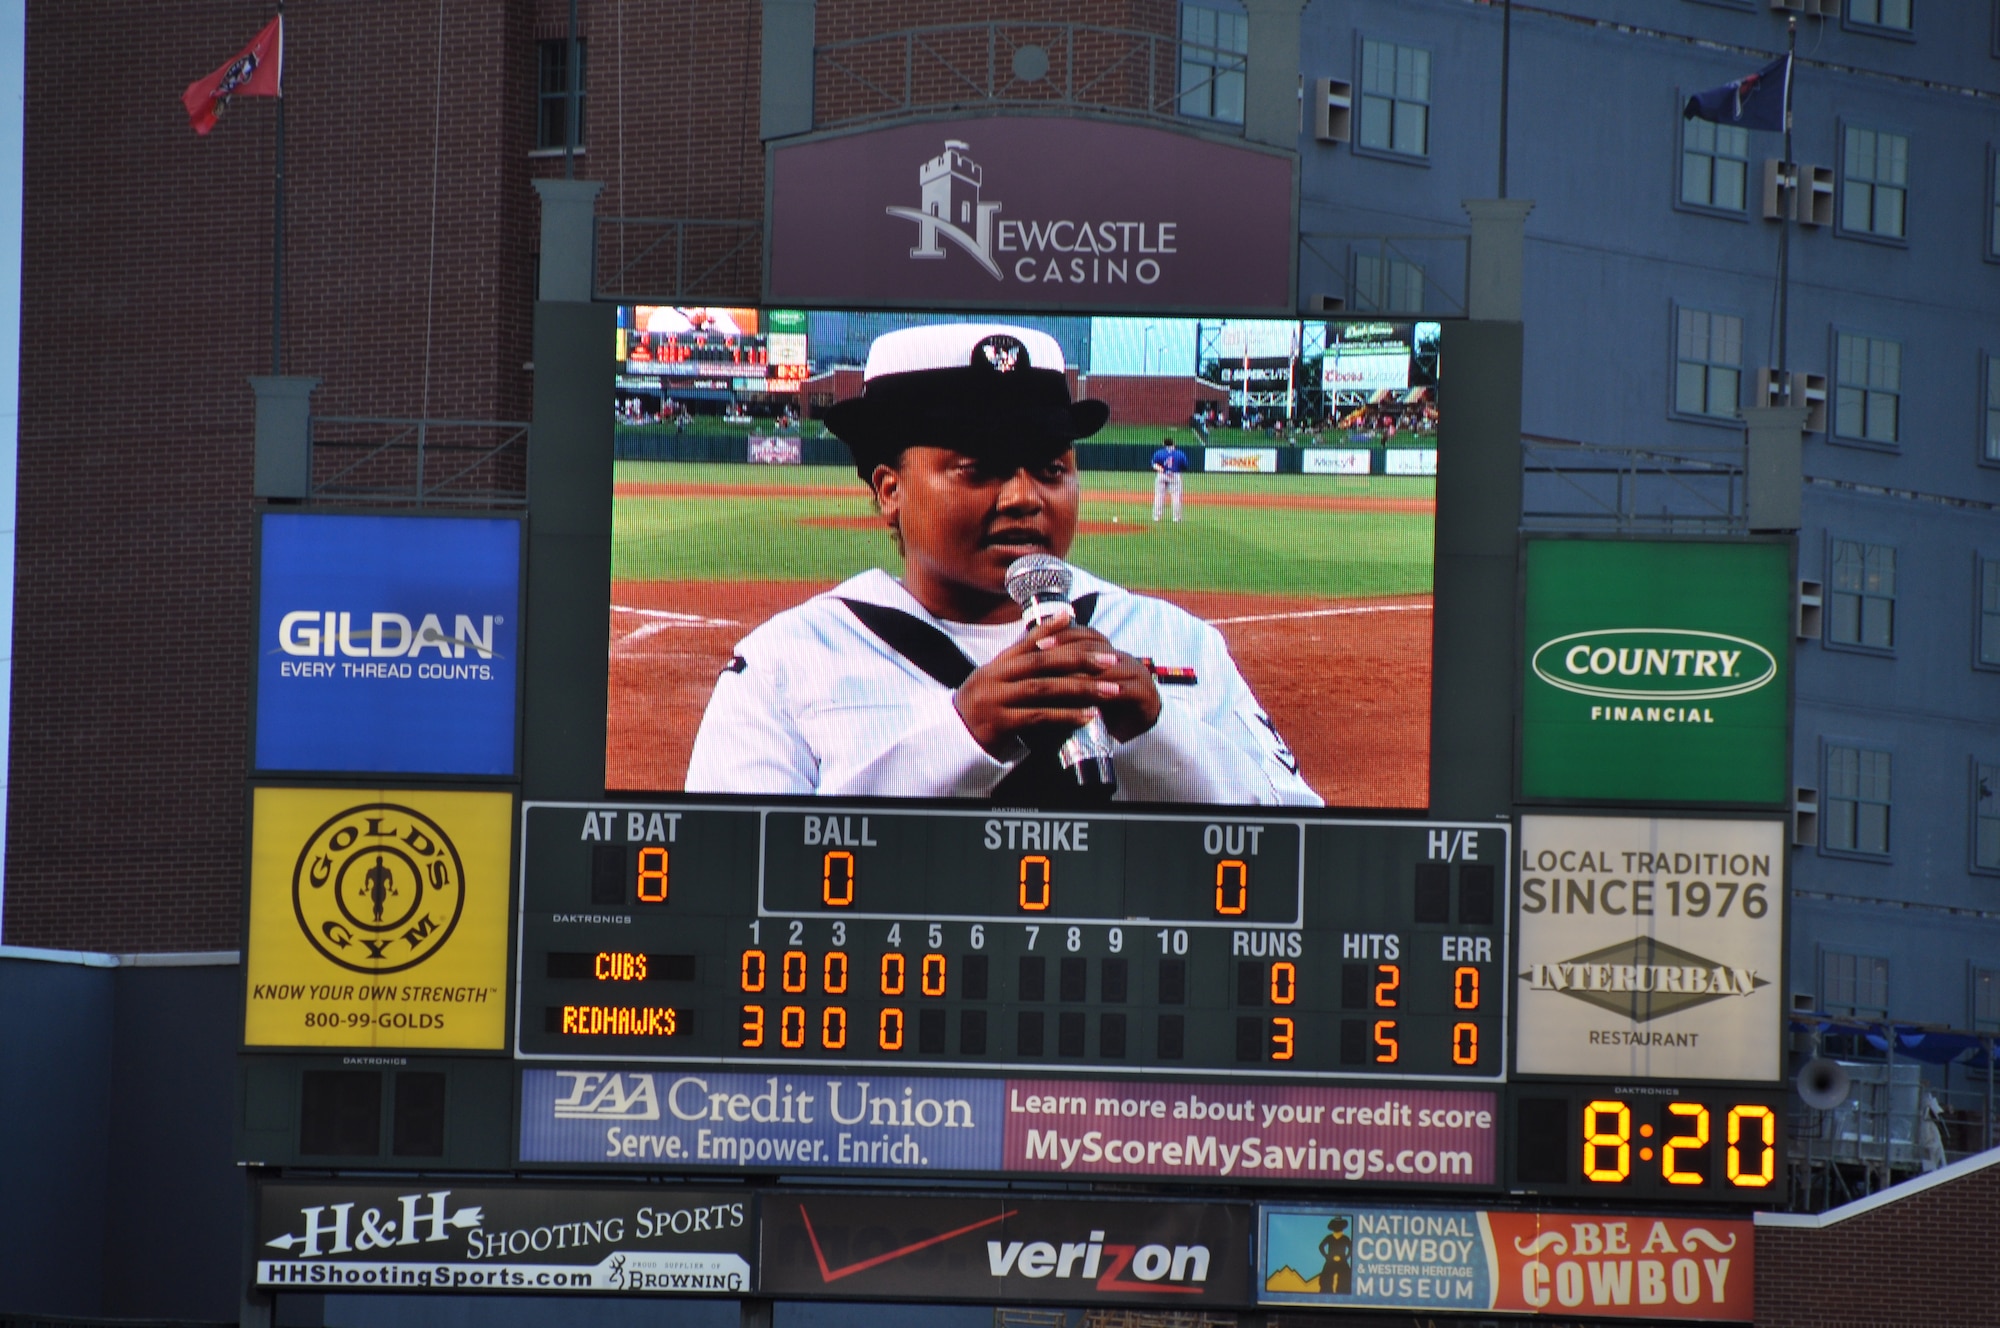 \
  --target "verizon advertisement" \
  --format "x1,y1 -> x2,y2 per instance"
760,1191 -> 1252,1306
520,1070 -> 1495,1190
255,1183 -> 751,1294
1515,815 -> 1786,1082
767,116 -> 1295,312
